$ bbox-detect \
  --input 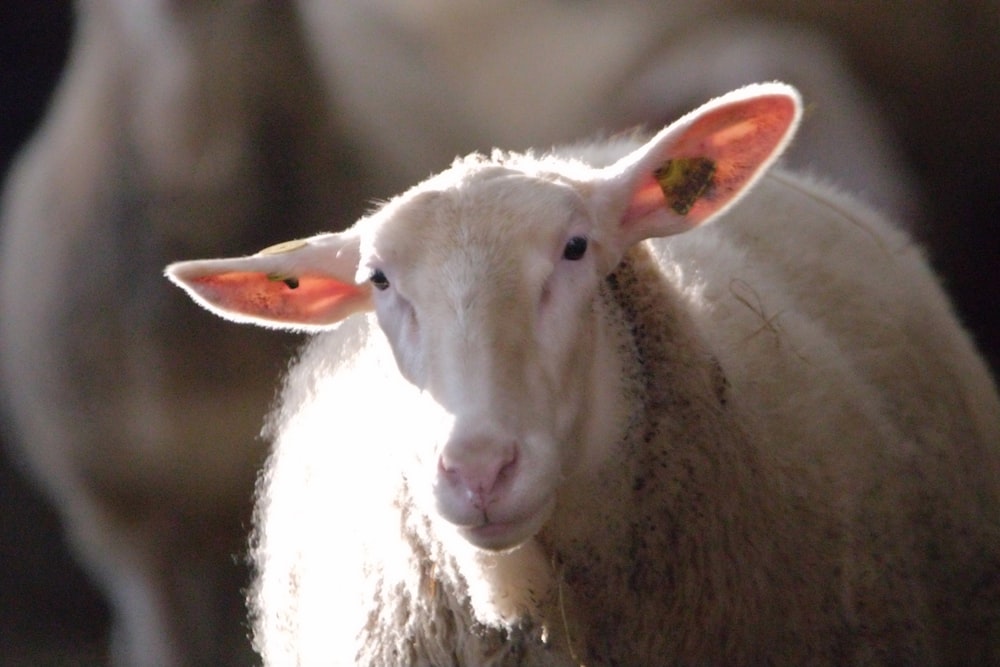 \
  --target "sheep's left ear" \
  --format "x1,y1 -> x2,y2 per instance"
165,231 -> 371,332
594,82 -> 801,250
